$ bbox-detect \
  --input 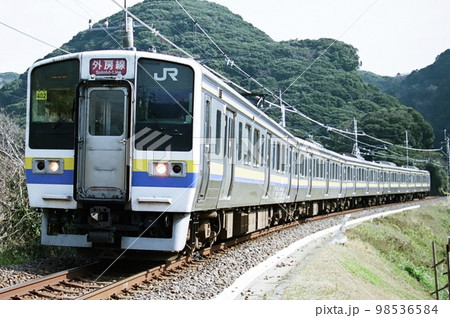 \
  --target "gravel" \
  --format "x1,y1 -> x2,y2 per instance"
131,199 -> 443,300
1,198 -> 444,298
